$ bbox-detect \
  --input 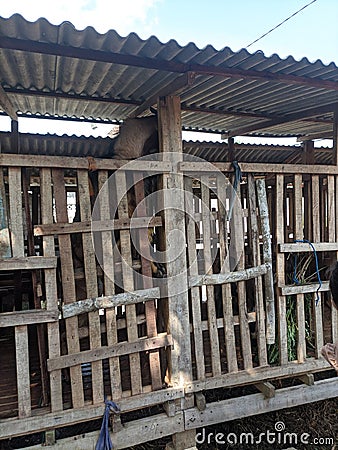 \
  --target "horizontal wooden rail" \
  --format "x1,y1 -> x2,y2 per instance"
280,281 -> 330,296
279,242 -> 338,252
185,378 -> 338,430
0,387 -> 184,440
47,333 -> 172,371
179,161 -> 338,175
0,309 -> 59,327
0,256 -> 57,270
0,154 -> 173,172
62,287 -> 160,318
189,263 -> 269,287
185,358 -> 331,394
34,217 -> 162,236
